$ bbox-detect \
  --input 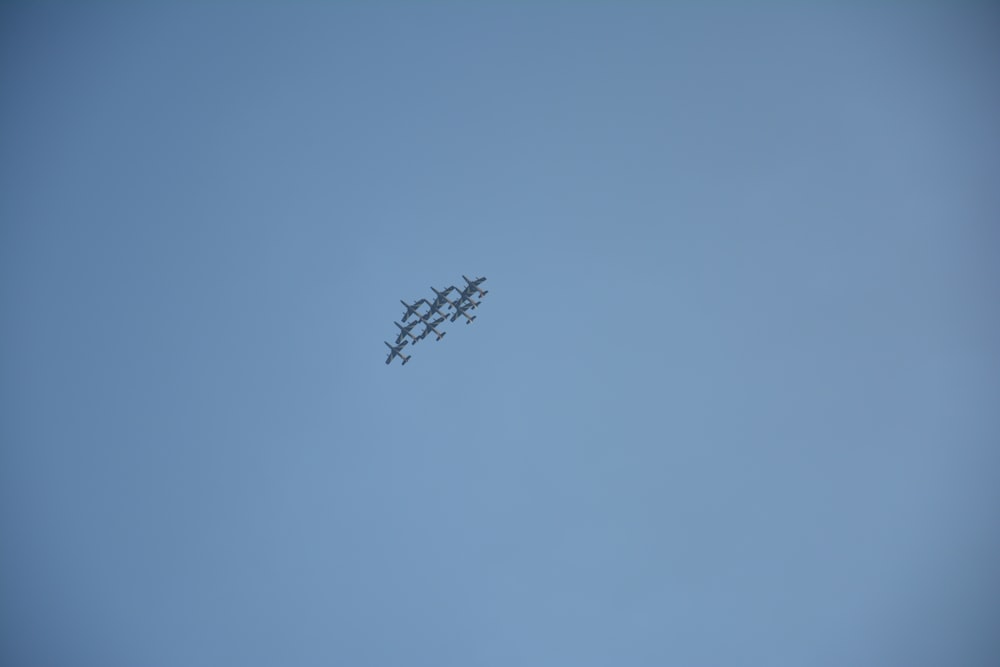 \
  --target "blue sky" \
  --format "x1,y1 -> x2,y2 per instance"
2,5 -> 999,666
